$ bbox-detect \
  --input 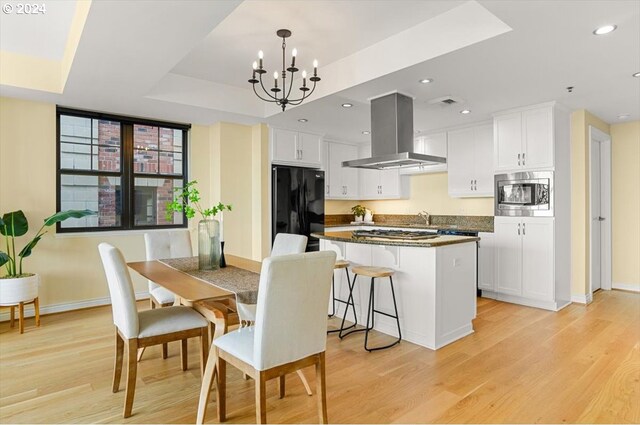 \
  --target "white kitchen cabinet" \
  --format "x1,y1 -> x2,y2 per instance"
357,144 -> 409,200
494,103 -> 554,172
477,232 -> 495,292
447,123 -> 493,197
491,217 -> 562,309
326,141 -> 359,199
400,132 -> 447,175
270,127 -> 322,168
